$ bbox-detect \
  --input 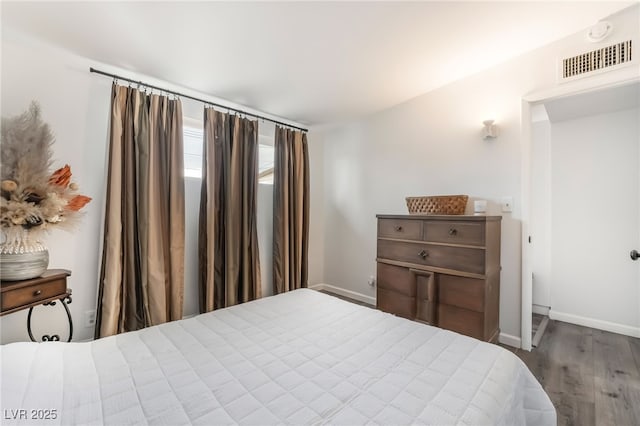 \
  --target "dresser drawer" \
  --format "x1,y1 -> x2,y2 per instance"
438,274 -> 485,312
378,240 -> 485,275
378,218 -> 422,240
424,221 -> 485,246
377,288 -> 415,320
377,262 -> 415,297
1,279 -> 66,312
